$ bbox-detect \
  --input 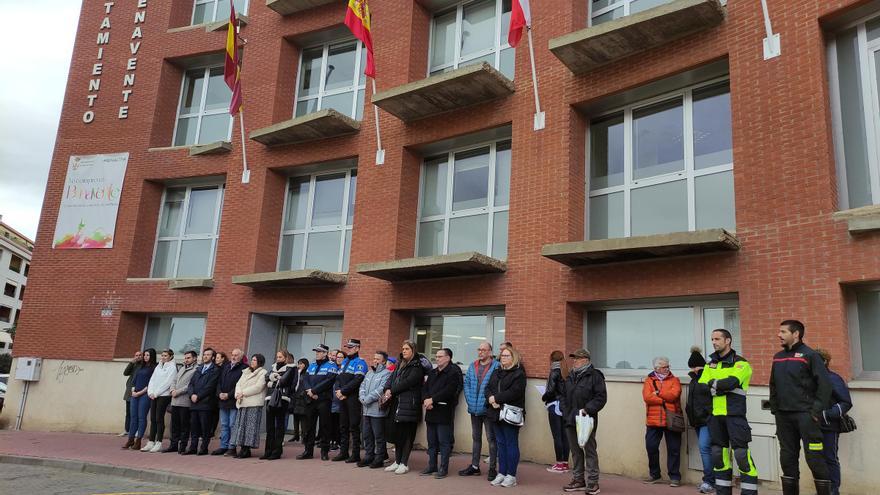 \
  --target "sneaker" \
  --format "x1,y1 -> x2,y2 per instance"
149,442 -> 162,453
548,462 -> 569,473
642,476 -> 663,484
558,462 -> 570,472
459,465 -> 481,476
669,479 -> 681,487
140,441 -> 154,452
394,464 -> 409,475
585,484 -> 601,495
698,482 -> 715,493
384,462 -> 399,472
501,475 -> 517,487
490,474 -> 506,486
118,431 -> 129,437
563,480 -> 586,492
